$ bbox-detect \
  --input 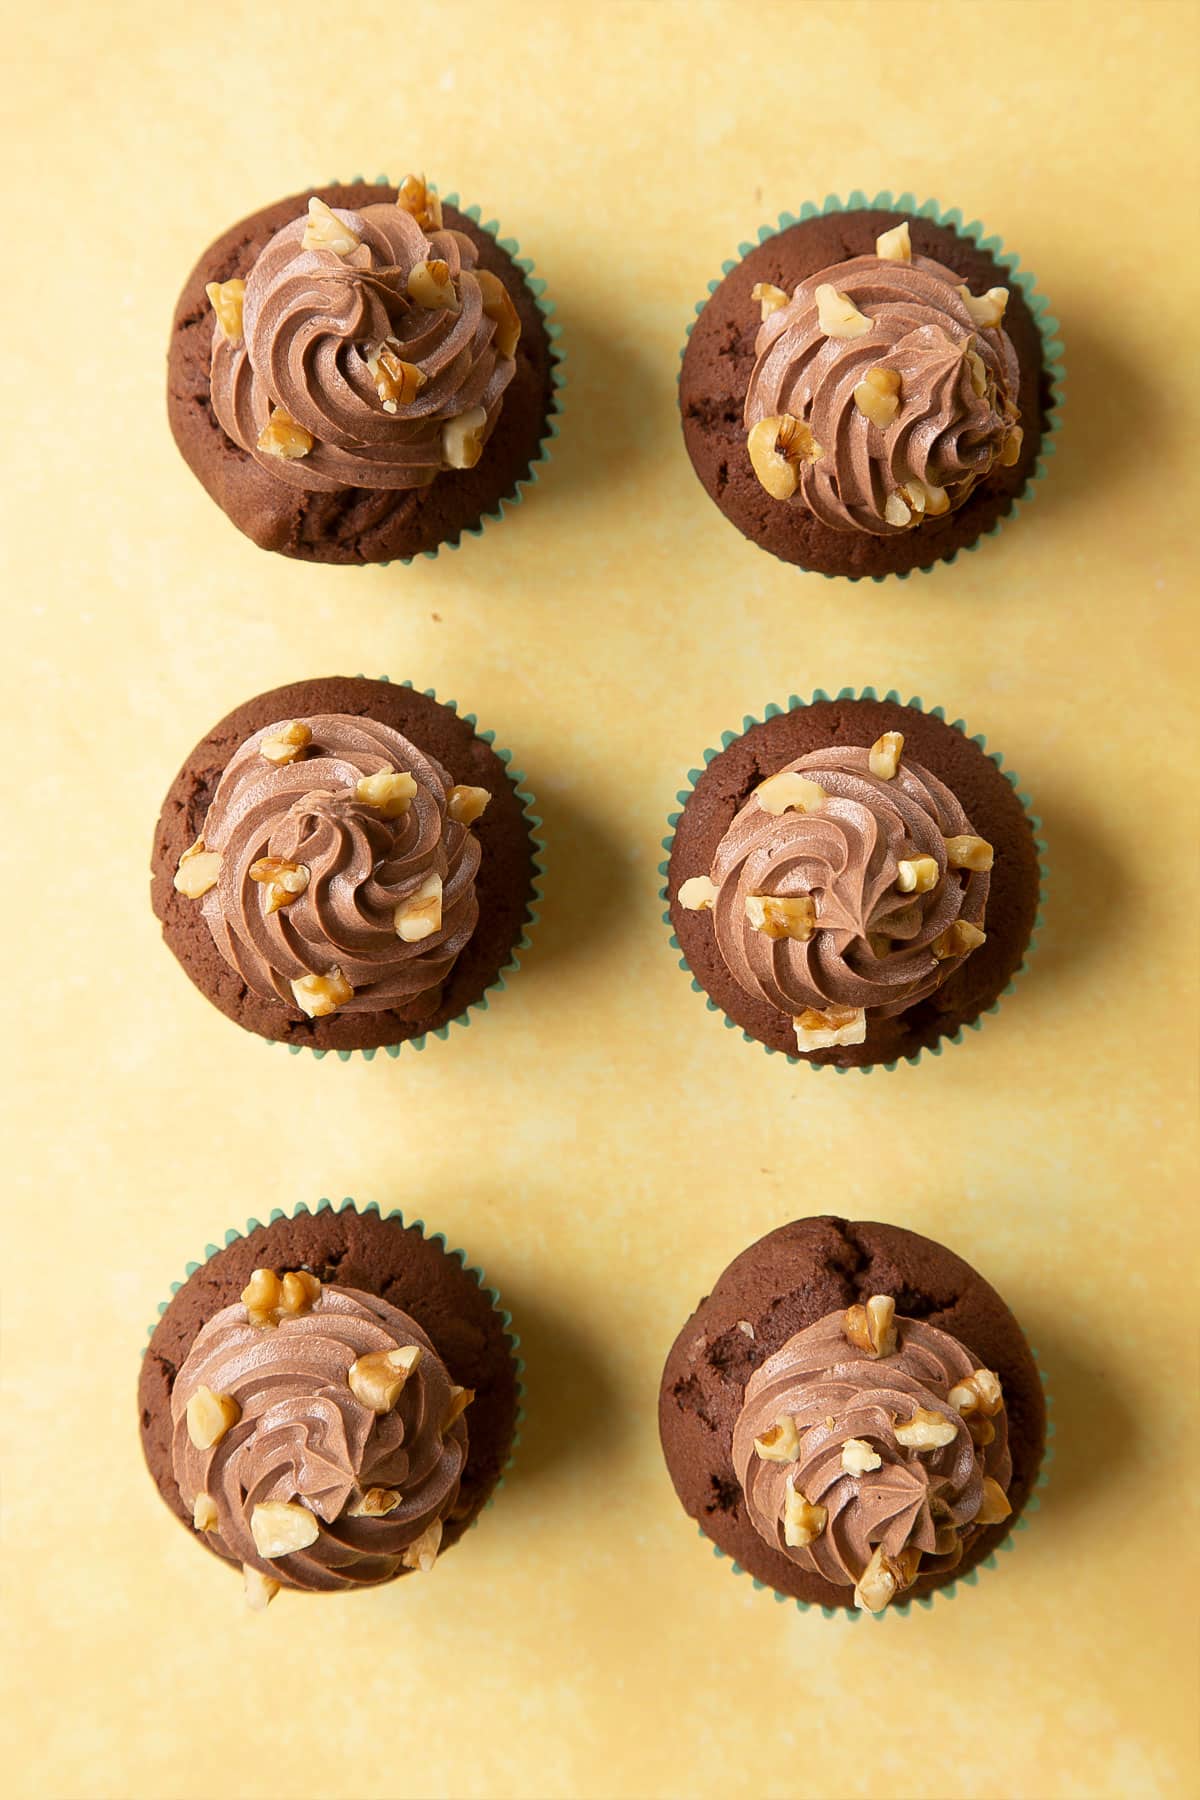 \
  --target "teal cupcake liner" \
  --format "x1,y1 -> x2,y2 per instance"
683,190 -> 1065,581
270,674 -> 544,1062
703,1353 -> 1053,1620
336,175 -> 564,566
659,687 -> 1047,1073
146,1196 -> 524,1521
